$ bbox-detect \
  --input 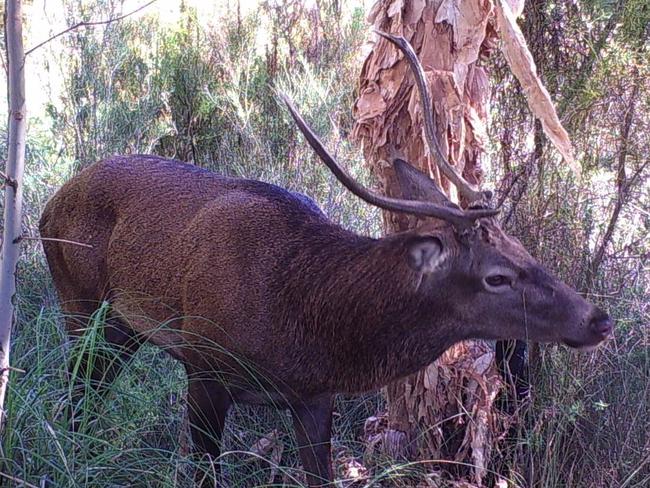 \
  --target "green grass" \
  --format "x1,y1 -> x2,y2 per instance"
0,1 -> 648,487
1,297 -> 385,487
3,264 -> 646,487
